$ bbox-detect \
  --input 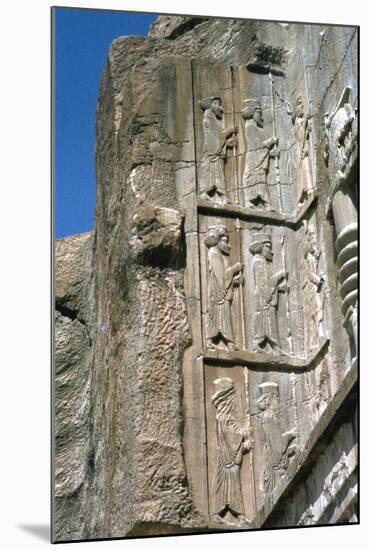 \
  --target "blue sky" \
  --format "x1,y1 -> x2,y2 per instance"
54,7 -> 157,238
